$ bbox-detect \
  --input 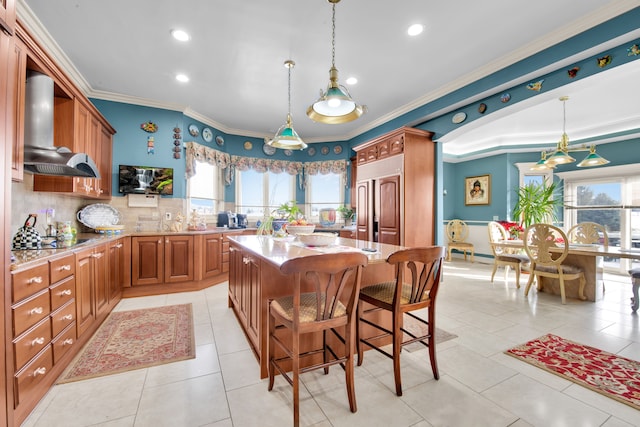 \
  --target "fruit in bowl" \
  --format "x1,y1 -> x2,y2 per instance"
286,224 -> 316,235
297,232 -> 336,247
